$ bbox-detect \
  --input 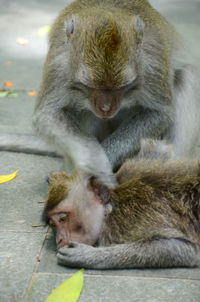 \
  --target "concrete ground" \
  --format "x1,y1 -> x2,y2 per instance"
0,1 -> 200,301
